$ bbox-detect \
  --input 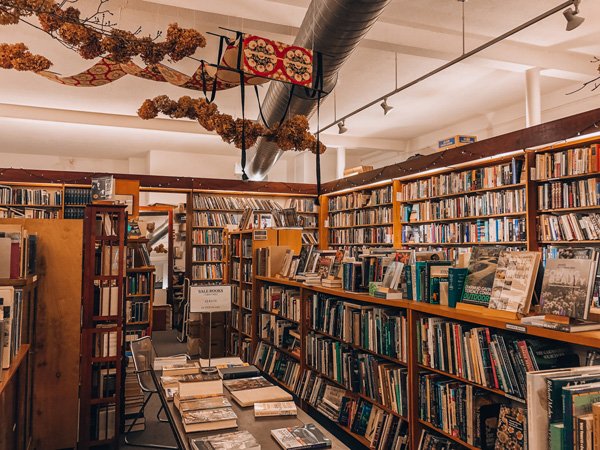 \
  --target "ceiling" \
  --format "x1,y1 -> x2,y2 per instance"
0,0 -> 599,171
